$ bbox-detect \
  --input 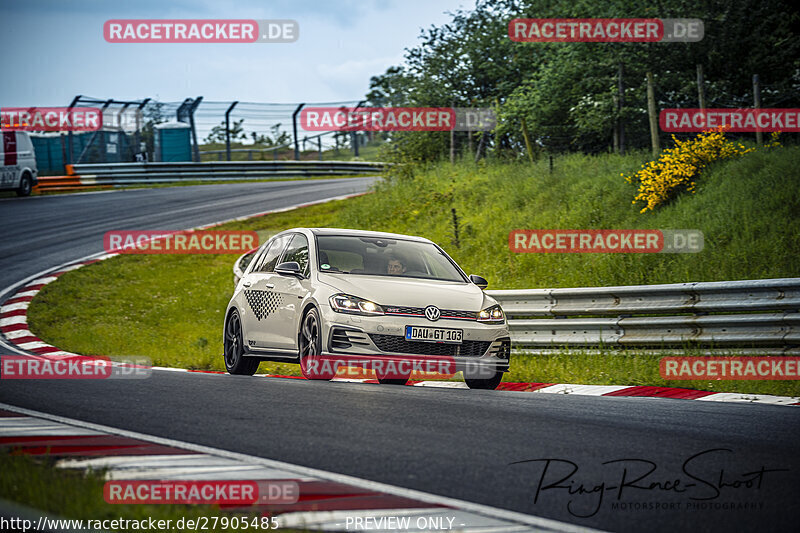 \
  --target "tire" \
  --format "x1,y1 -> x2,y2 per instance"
465,370 -> 503,390
16,173 -> 32,197
224,309 -> 259,375
298,308 -> 334,380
